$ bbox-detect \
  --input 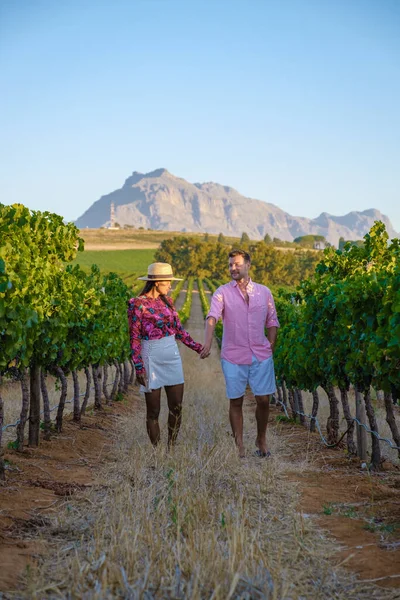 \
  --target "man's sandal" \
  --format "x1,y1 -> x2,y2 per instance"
254,450 -> 272,458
